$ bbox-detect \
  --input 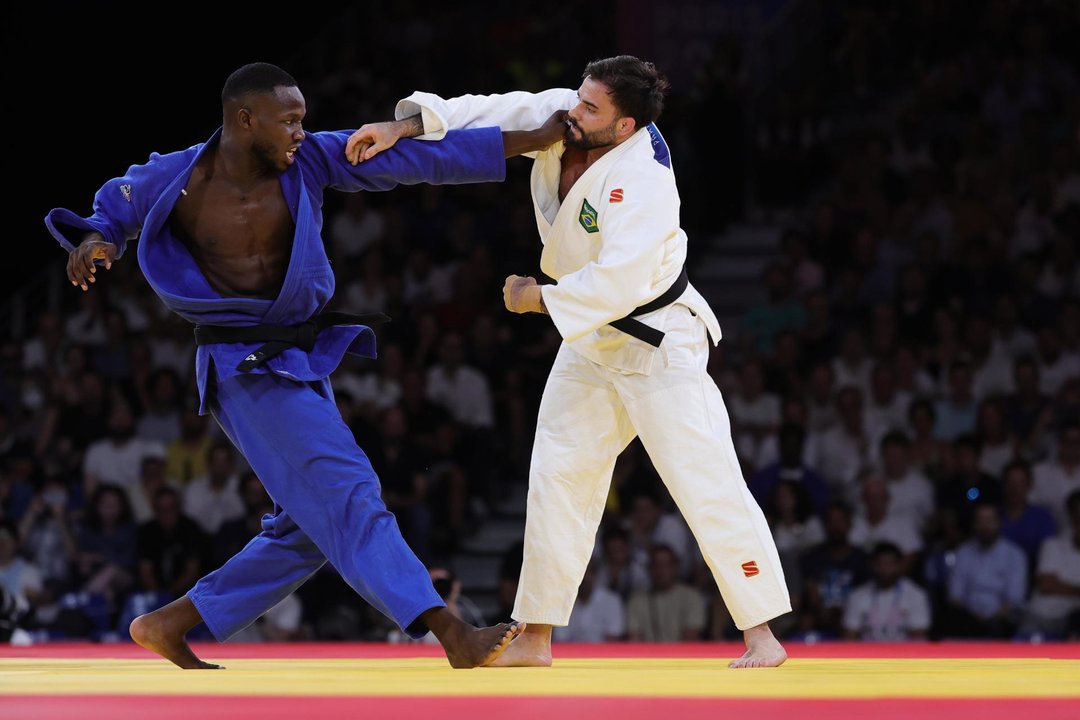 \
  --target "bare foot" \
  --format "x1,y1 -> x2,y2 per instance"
486,623 -> 552,667
129,597 -> 222,670
729,622 -> 787,668
444,621 -> 526,668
